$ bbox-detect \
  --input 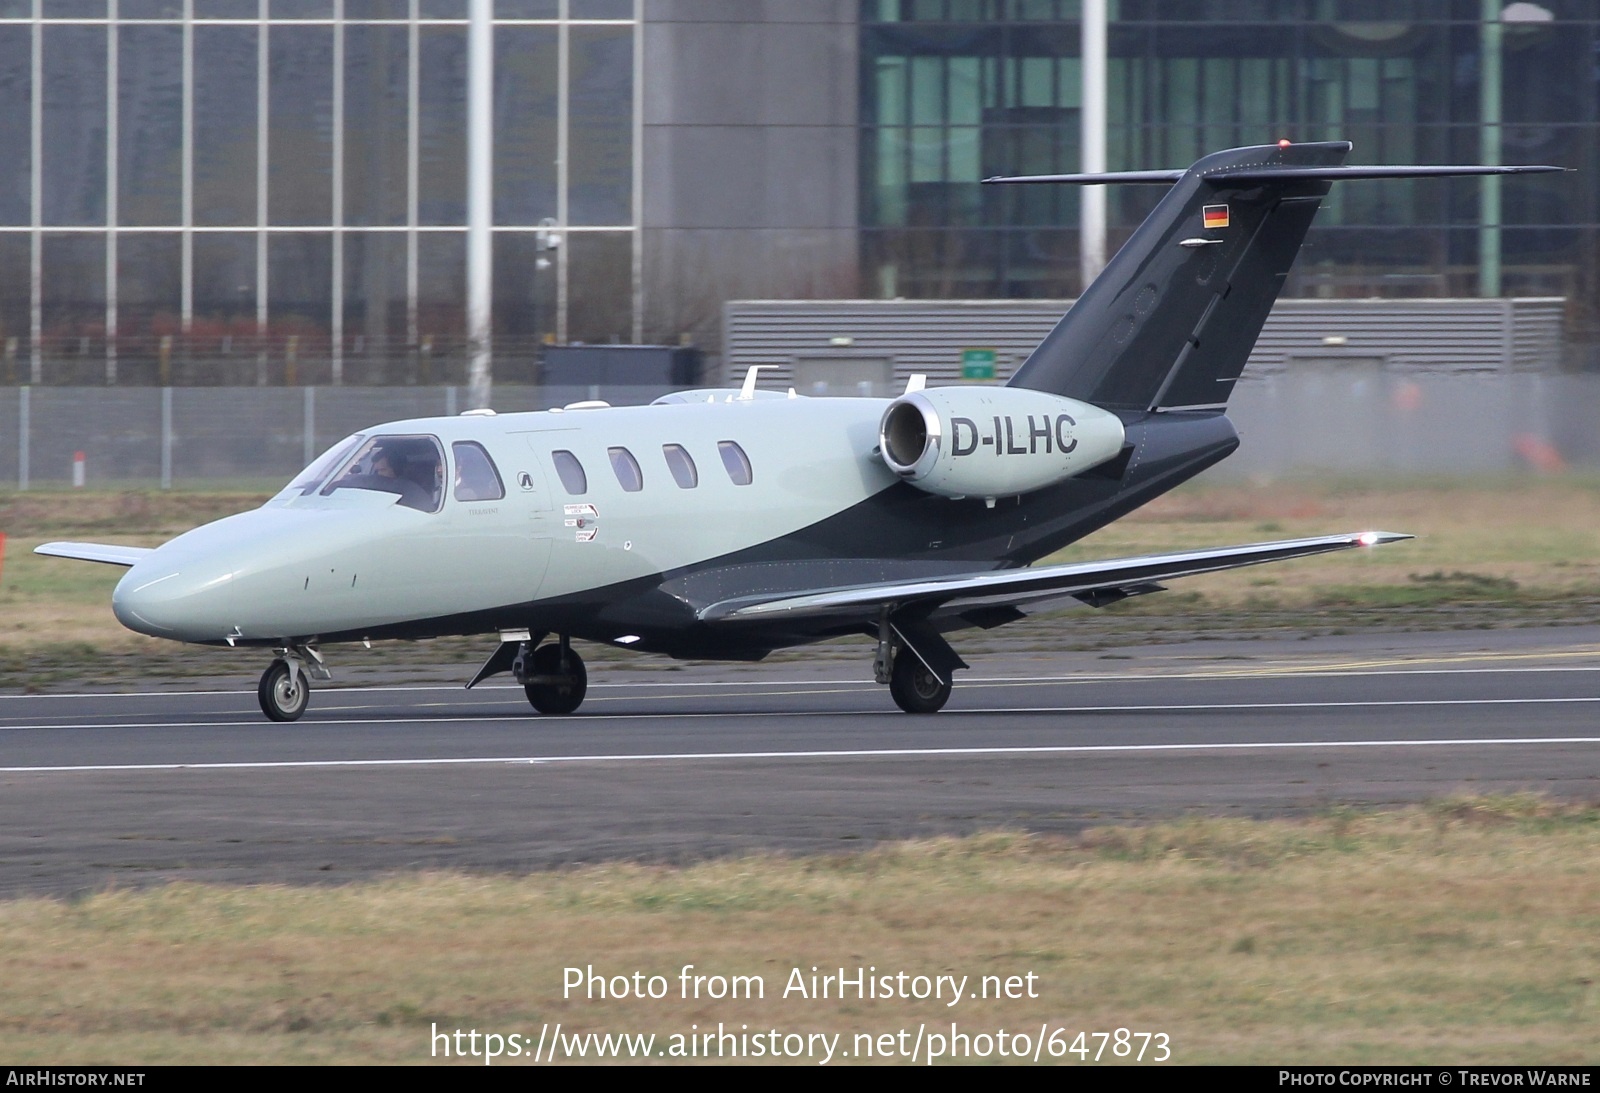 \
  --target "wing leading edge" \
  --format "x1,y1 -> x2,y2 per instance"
34,541 -> 153,567
698,531 -> 1410,624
